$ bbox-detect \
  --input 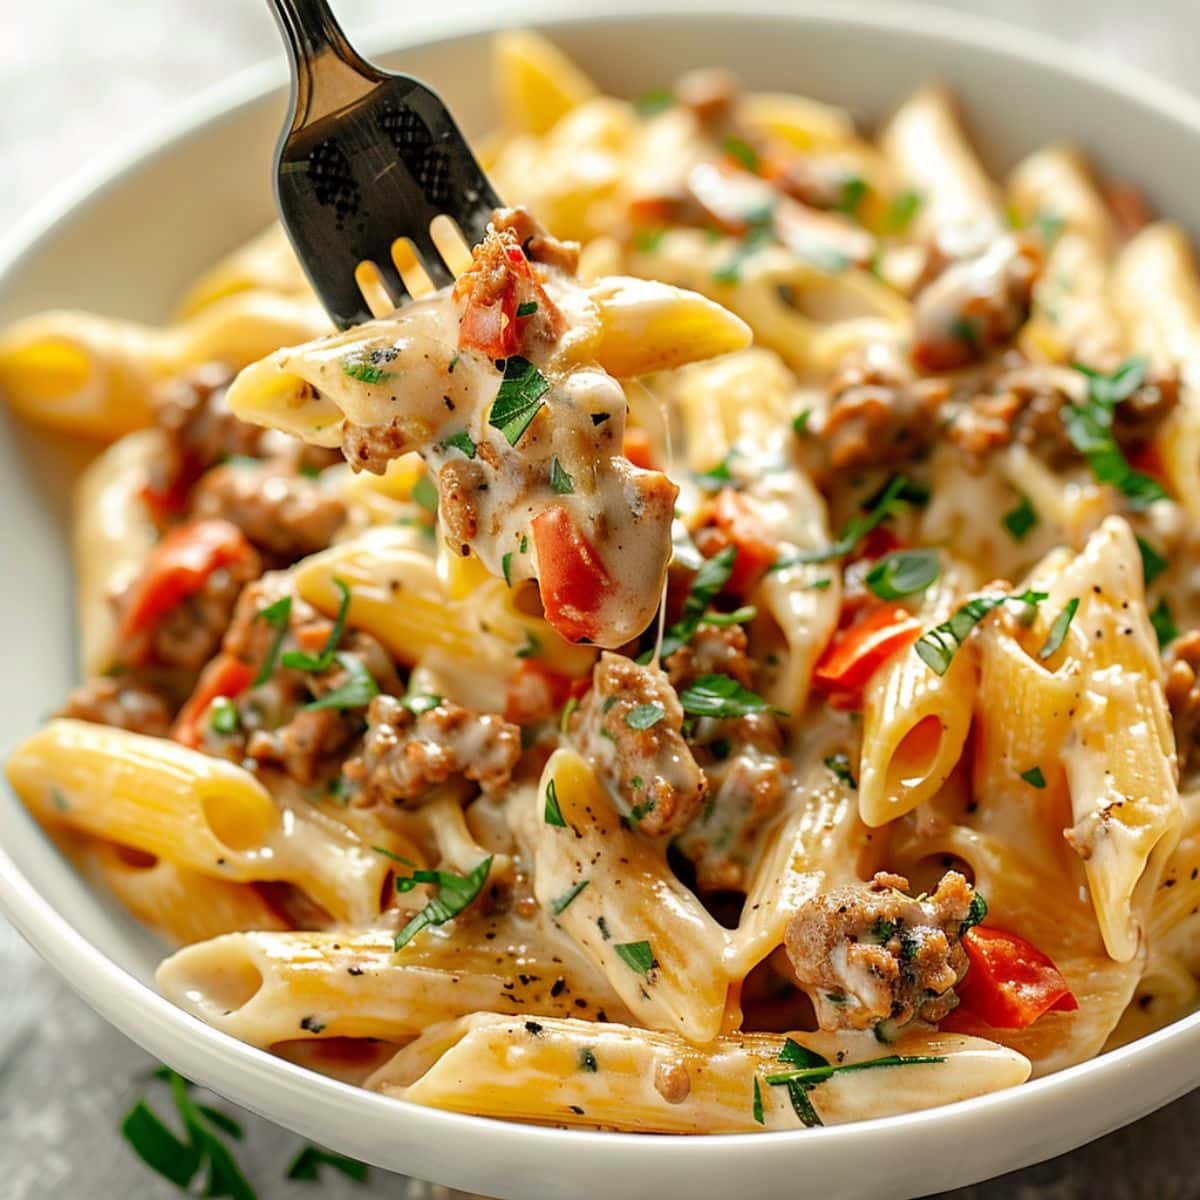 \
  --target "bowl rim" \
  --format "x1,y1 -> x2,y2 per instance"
2,0 -> 1199,1188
